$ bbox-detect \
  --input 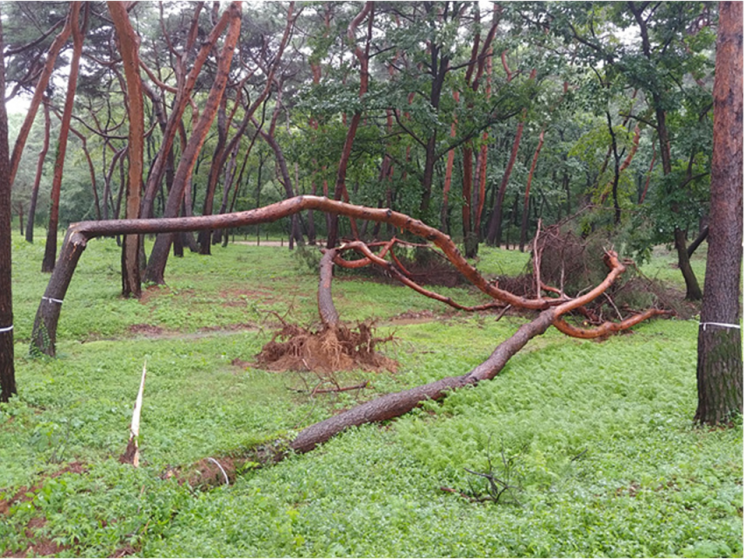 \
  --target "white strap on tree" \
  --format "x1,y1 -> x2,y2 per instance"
42,296 -> 64,304
0,325 -> 13,333
699,321 -> 742,331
